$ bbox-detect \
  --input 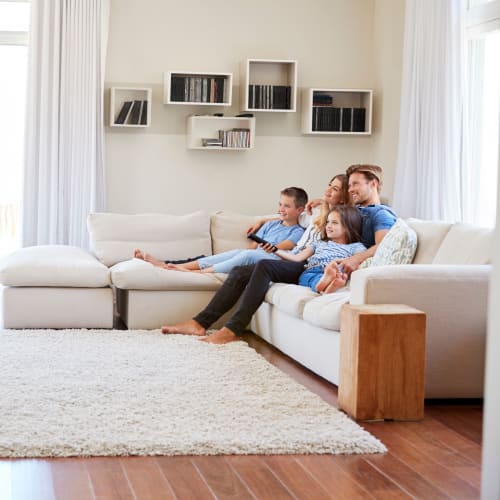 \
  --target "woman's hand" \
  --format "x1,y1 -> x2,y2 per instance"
305,198 -> 323,215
